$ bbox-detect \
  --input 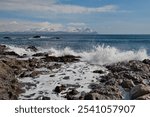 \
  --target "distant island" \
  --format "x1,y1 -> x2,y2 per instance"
0,28 -> 98,35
